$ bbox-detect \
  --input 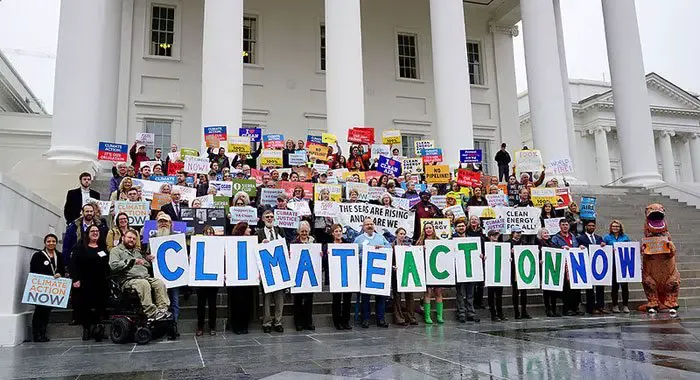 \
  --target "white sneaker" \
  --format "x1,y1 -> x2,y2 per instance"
611,305 -> 620,313
621,306 -> 630,313
669,309 -> 678,316
647,308 -> 657,314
